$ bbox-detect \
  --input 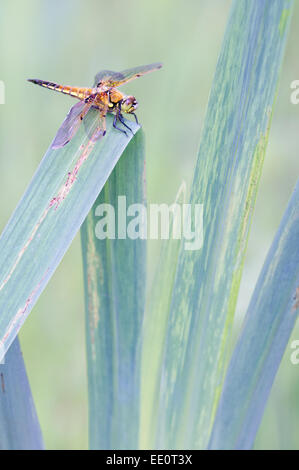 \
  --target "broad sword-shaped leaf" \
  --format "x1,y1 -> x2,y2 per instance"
156,0 -> 293,449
